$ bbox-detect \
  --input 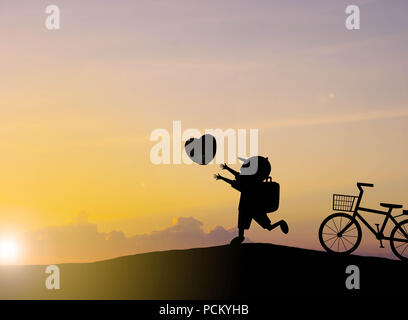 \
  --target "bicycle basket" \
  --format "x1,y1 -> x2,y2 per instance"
333,194 -> 358,212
